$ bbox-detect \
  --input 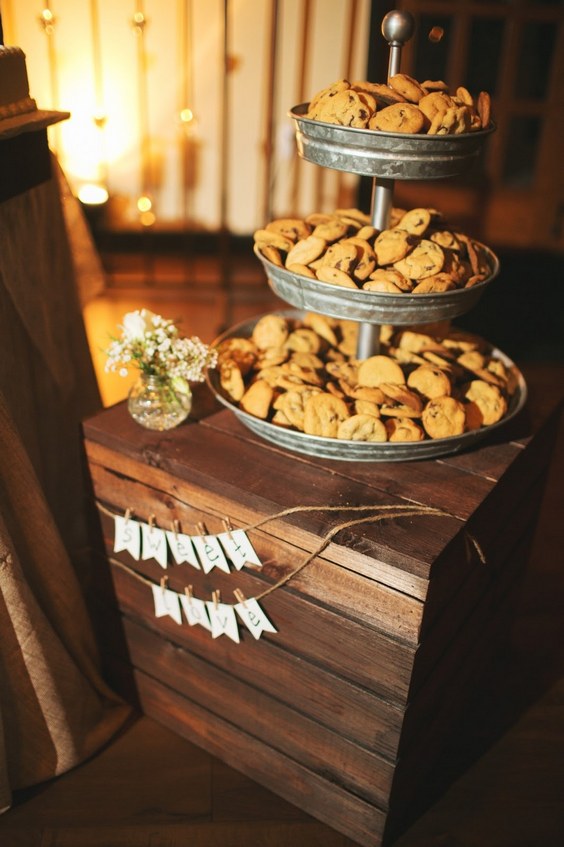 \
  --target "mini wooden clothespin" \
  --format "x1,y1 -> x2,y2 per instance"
184,584 -> 193,604
148,514 -> 156,531
212,589 -> 220,609
124,507 -> 132,523
222,517 -> 234,538
172,519 -> 180,538
196,521 -> 207,536
160,575 -> 168,594
233,588 -> 247,608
